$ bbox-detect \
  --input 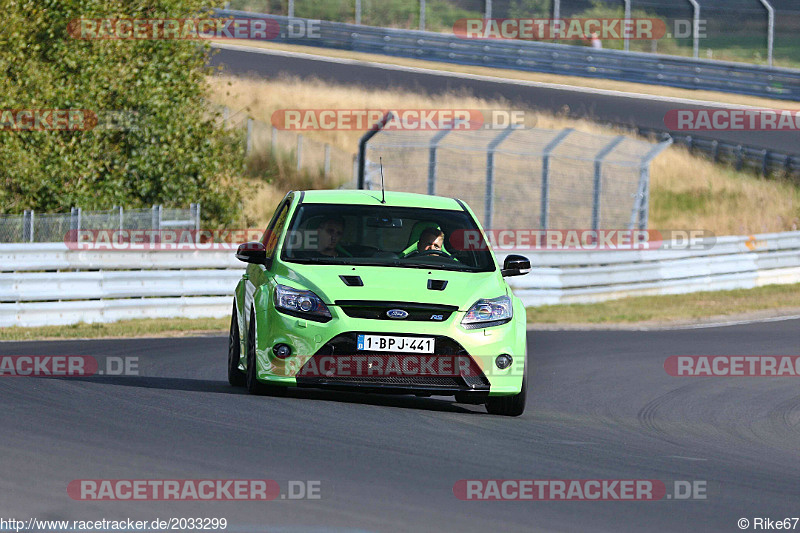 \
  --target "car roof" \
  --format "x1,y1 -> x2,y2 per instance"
298,190 -> 463,211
